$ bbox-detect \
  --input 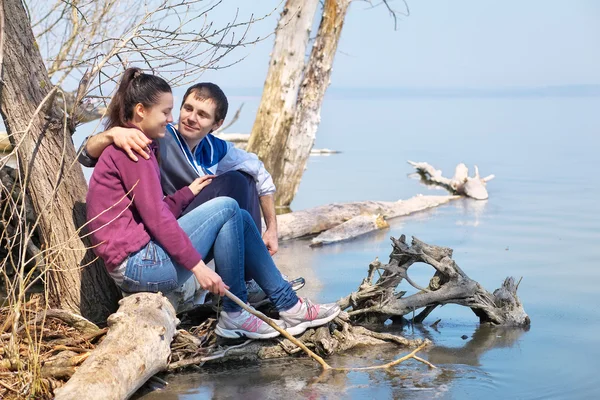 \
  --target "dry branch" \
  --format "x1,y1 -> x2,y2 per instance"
340,235 -> 530,327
